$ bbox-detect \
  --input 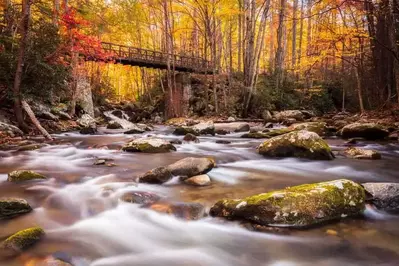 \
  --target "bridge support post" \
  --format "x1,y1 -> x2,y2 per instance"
173,72 -> 191,117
